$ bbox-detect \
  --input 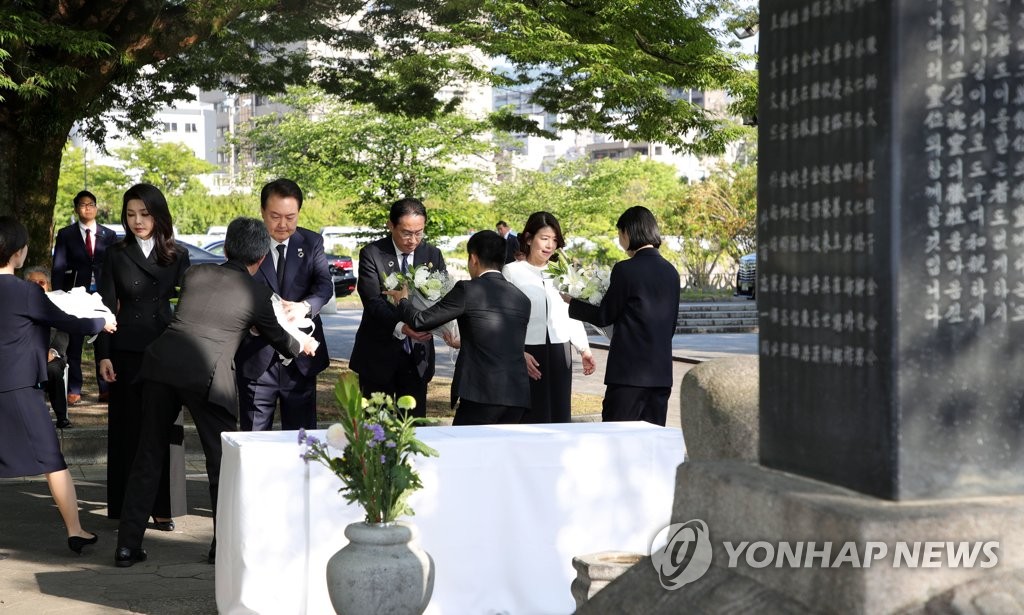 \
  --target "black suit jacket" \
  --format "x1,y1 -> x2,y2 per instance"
94,240 -> 191,361
350,236 -> 446,383
138,261 -> 301,415
504,234 -> 520,265
236,227 -> 333,380
51,223 -> 118,291
0,276 -> 105,393
568,248 -> 680,388
397,271 -> 531,408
